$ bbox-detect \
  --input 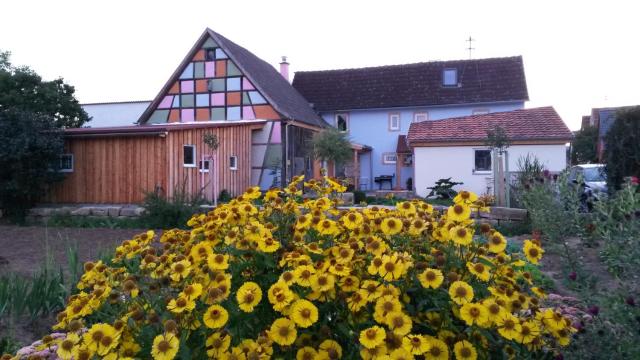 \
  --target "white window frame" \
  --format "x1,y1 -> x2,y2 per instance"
473,148 -> 492,174
335,113 -> 349,133
183,145 -> 196,167
198,160 -> 210,173
229,155 -> 238,170
413,112 -> 429,123
472,108 -> 490,115
60,154 -> 74,173
442,68 -> 458,87
382,153 -> 397,165
388,113 -> 400,131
